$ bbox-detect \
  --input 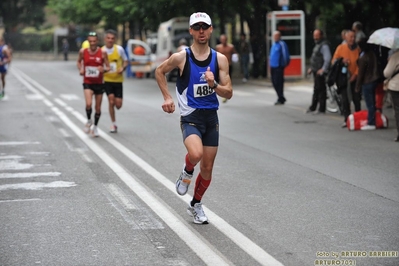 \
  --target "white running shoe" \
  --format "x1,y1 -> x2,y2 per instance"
91,125 -> 99,137
176,166 -> 192,196
361,125 -> 376,131
110,124 -> 118,133
187,203 -> 209,224
84,120 -> 92,134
